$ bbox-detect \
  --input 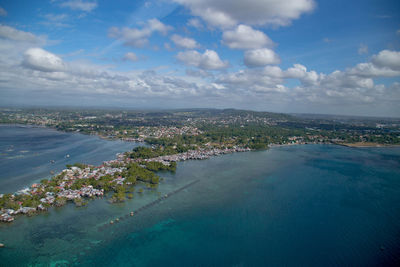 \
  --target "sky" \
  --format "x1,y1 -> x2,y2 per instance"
0,0 -> 399,116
